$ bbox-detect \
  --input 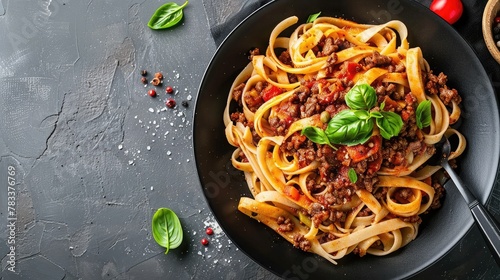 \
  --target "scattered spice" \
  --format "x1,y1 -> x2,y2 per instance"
166,98 -> 176,108
151,77 -> 162,86
205,227 -> 213,235
493,13 -> 500,49
181,100 -> 188,107
201,238 -> 209,246
141,77 -> 148,84
141,70 -> 148,76
154,72 -> 164,80
166,86 -> 174,94
148,89 -> 157,97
